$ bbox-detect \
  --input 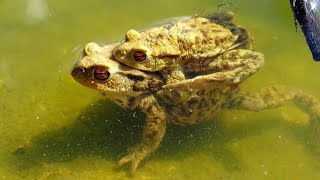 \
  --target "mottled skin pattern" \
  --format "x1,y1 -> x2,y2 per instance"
112,12 -> 252,83
71,13 -> 320,175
